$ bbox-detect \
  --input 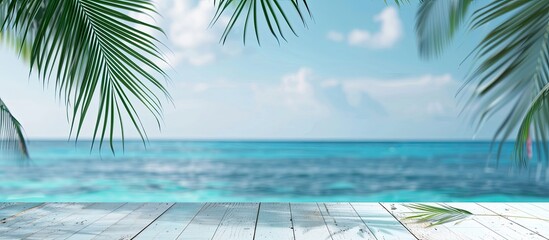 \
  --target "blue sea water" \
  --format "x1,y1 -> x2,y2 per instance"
1,141 -> 549,202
